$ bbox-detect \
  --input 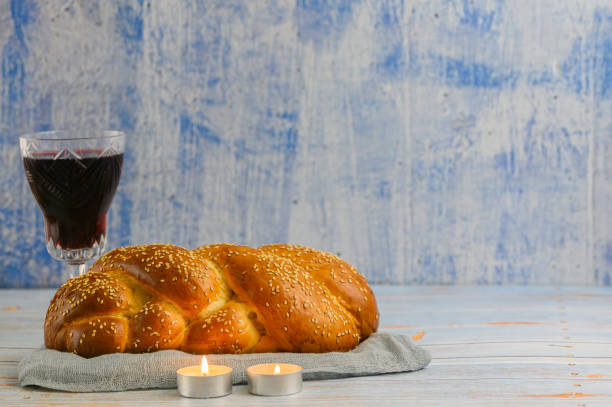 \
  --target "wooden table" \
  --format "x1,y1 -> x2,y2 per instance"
1,286 -> 611,406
